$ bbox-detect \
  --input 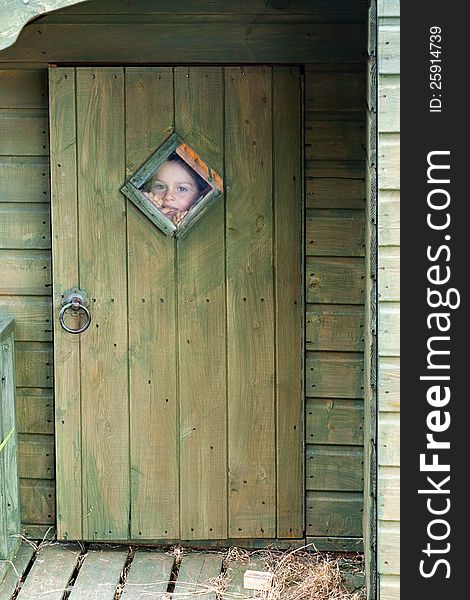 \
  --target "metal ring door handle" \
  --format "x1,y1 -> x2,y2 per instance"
59,288 -> 91,334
